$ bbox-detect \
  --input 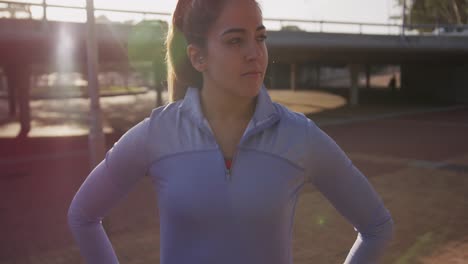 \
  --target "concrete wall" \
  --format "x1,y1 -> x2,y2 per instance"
401,64 -> 468,104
